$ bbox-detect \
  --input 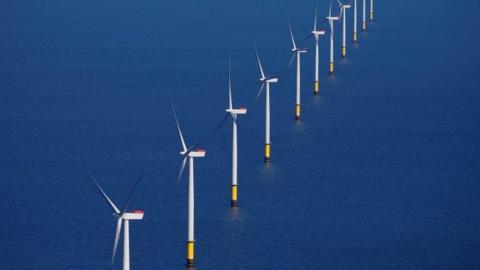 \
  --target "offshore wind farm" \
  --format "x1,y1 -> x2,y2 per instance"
1,0 -> 480,269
